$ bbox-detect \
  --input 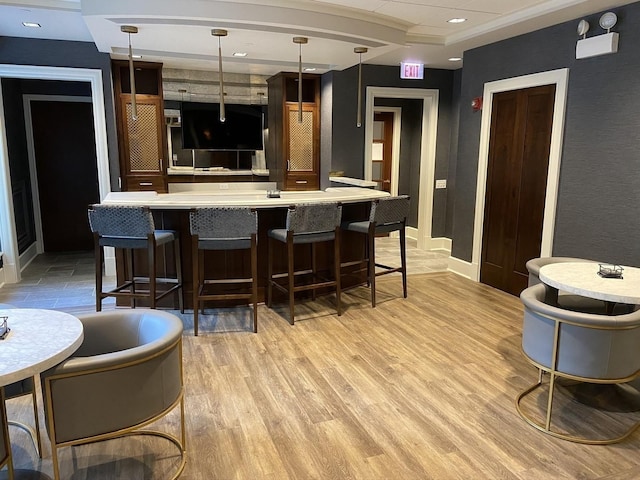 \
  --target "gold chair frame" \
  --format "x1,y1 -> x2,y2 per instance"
43,339 -> 186,479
